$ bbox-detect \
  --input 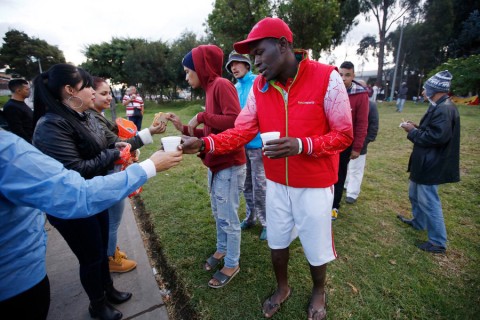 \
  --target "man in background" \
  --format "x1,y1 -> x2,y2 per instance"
345,79 -> 379,204
396,82 -> 408,112
226,50 -> 267,241
398,71 -> 459,254
332,61 -> 369,220
3,78 -> 34,143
